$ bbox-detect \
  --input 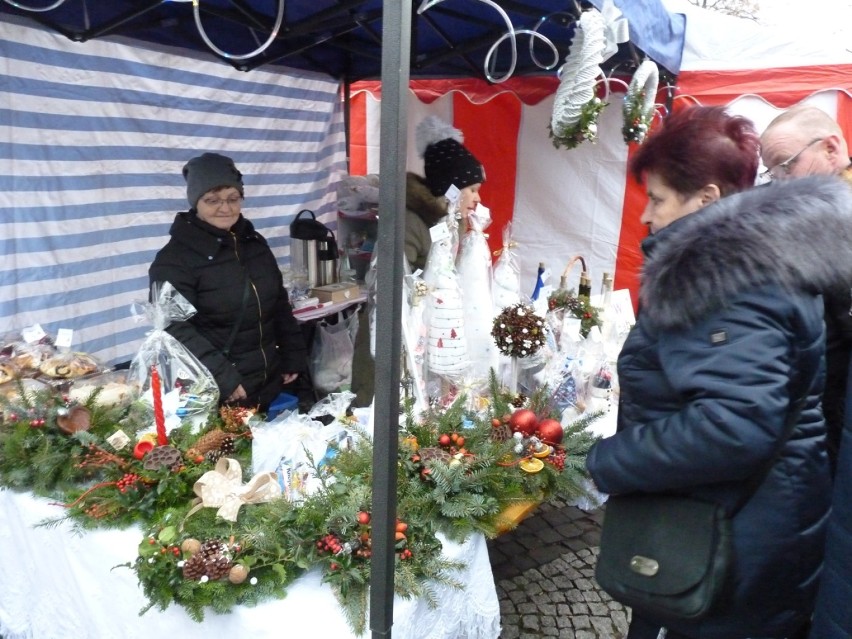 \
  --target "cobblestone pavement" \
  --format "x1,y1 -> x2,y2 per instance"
487,500 -> 631,639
